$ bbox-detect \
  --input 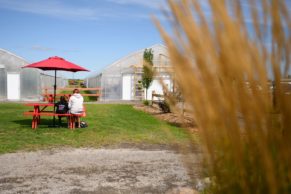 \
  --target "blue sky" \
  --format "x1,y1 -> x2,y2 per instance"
0,0 -> 169,78
0,0 -> 290,78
